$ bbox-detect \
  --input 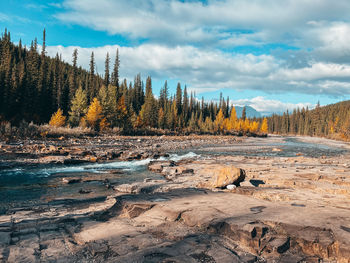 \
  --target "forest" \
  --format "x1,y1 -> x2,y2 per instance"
266,101 -> 350,140
0,29 -> 268,136
1,29 -> 349,140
